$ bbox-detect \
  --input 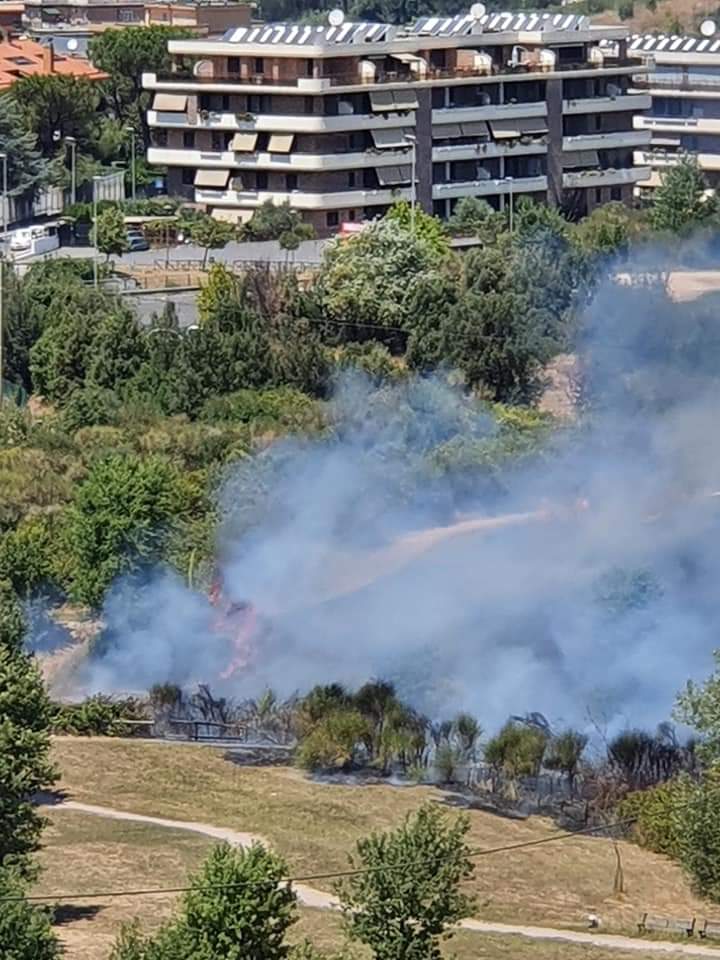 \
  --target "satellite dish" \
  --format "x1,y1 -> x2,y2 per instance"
67,37 -> 78,51
701,17 -> 717,36
470,2 -> 486,18
328,8 -> 344,26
